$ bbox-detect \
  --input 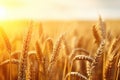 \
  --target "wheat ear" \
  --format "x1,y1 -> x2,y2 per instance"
99,15 -> 106,39
92,25 -> 101,45
18,22 -> 33,80
63,37 -> 70,55
26,51 -> 39,80
47,33 -> 64,80
0,27 -> 11,53
64,72 -> 88,80
90,40 -> 105,79
43,38 -> 53,58
72,55 -> 94,64
35,40 -> 43,63
0,27 -> 12,80
69,48 -> 90,60
91,40 -> 105,67
0,59 -> 19,66
104,46 -> 119,80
